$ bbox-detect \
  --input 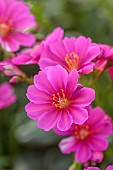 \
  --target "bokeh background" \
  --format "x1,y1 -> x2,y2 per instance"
0,0 -> 113,169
